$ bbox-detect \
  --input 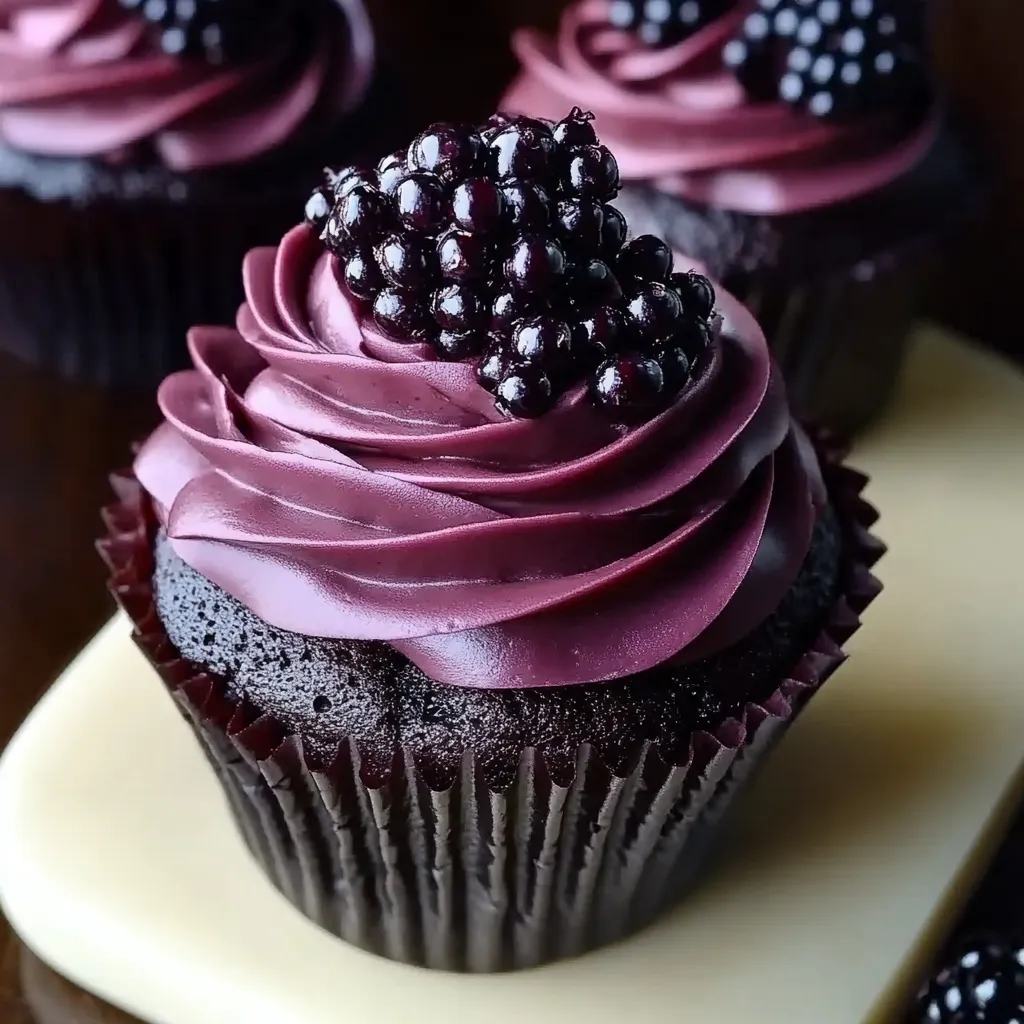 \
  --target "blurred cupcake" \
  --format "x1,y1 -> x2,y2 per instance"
502,0 -> 985,434
0,0 -> 399,386
101,108 -> 882,971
